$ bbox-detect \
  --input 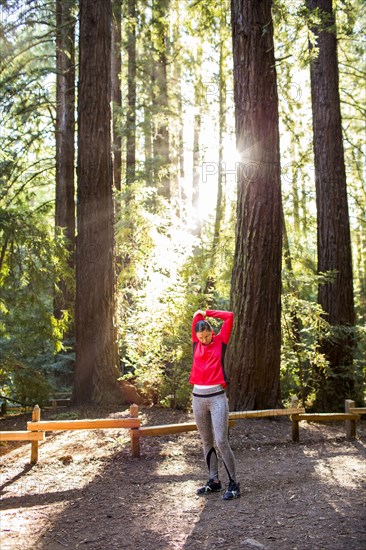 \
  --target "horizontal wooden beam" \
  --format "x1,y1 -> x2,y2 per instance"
27,418 -> 140,431
134,418 -> 236,438
294,413 -> 360,422
137,422 -> 197,437
228,408 -> 305,420
349,407 -> 366,415
0,431 -> 45,441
